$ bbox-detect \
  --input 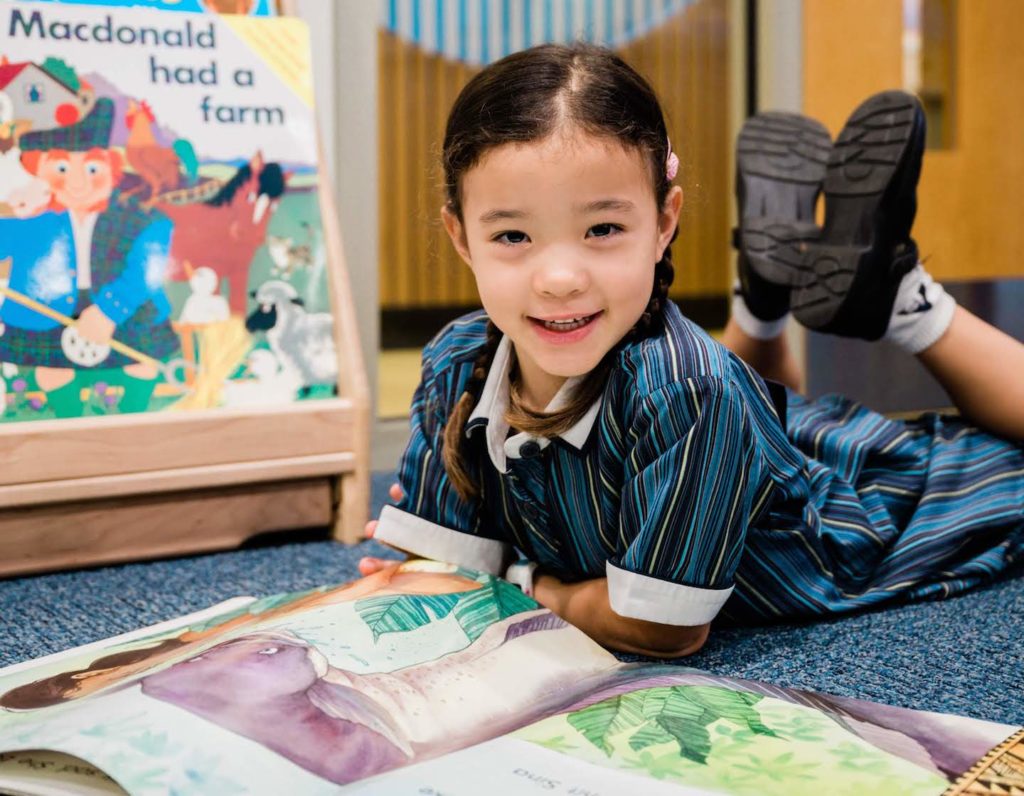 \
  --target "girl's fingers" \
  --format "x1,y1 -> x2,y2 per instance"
389,483 -> 403,502
364,520 -> 378,539
359,556 -> 391,576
